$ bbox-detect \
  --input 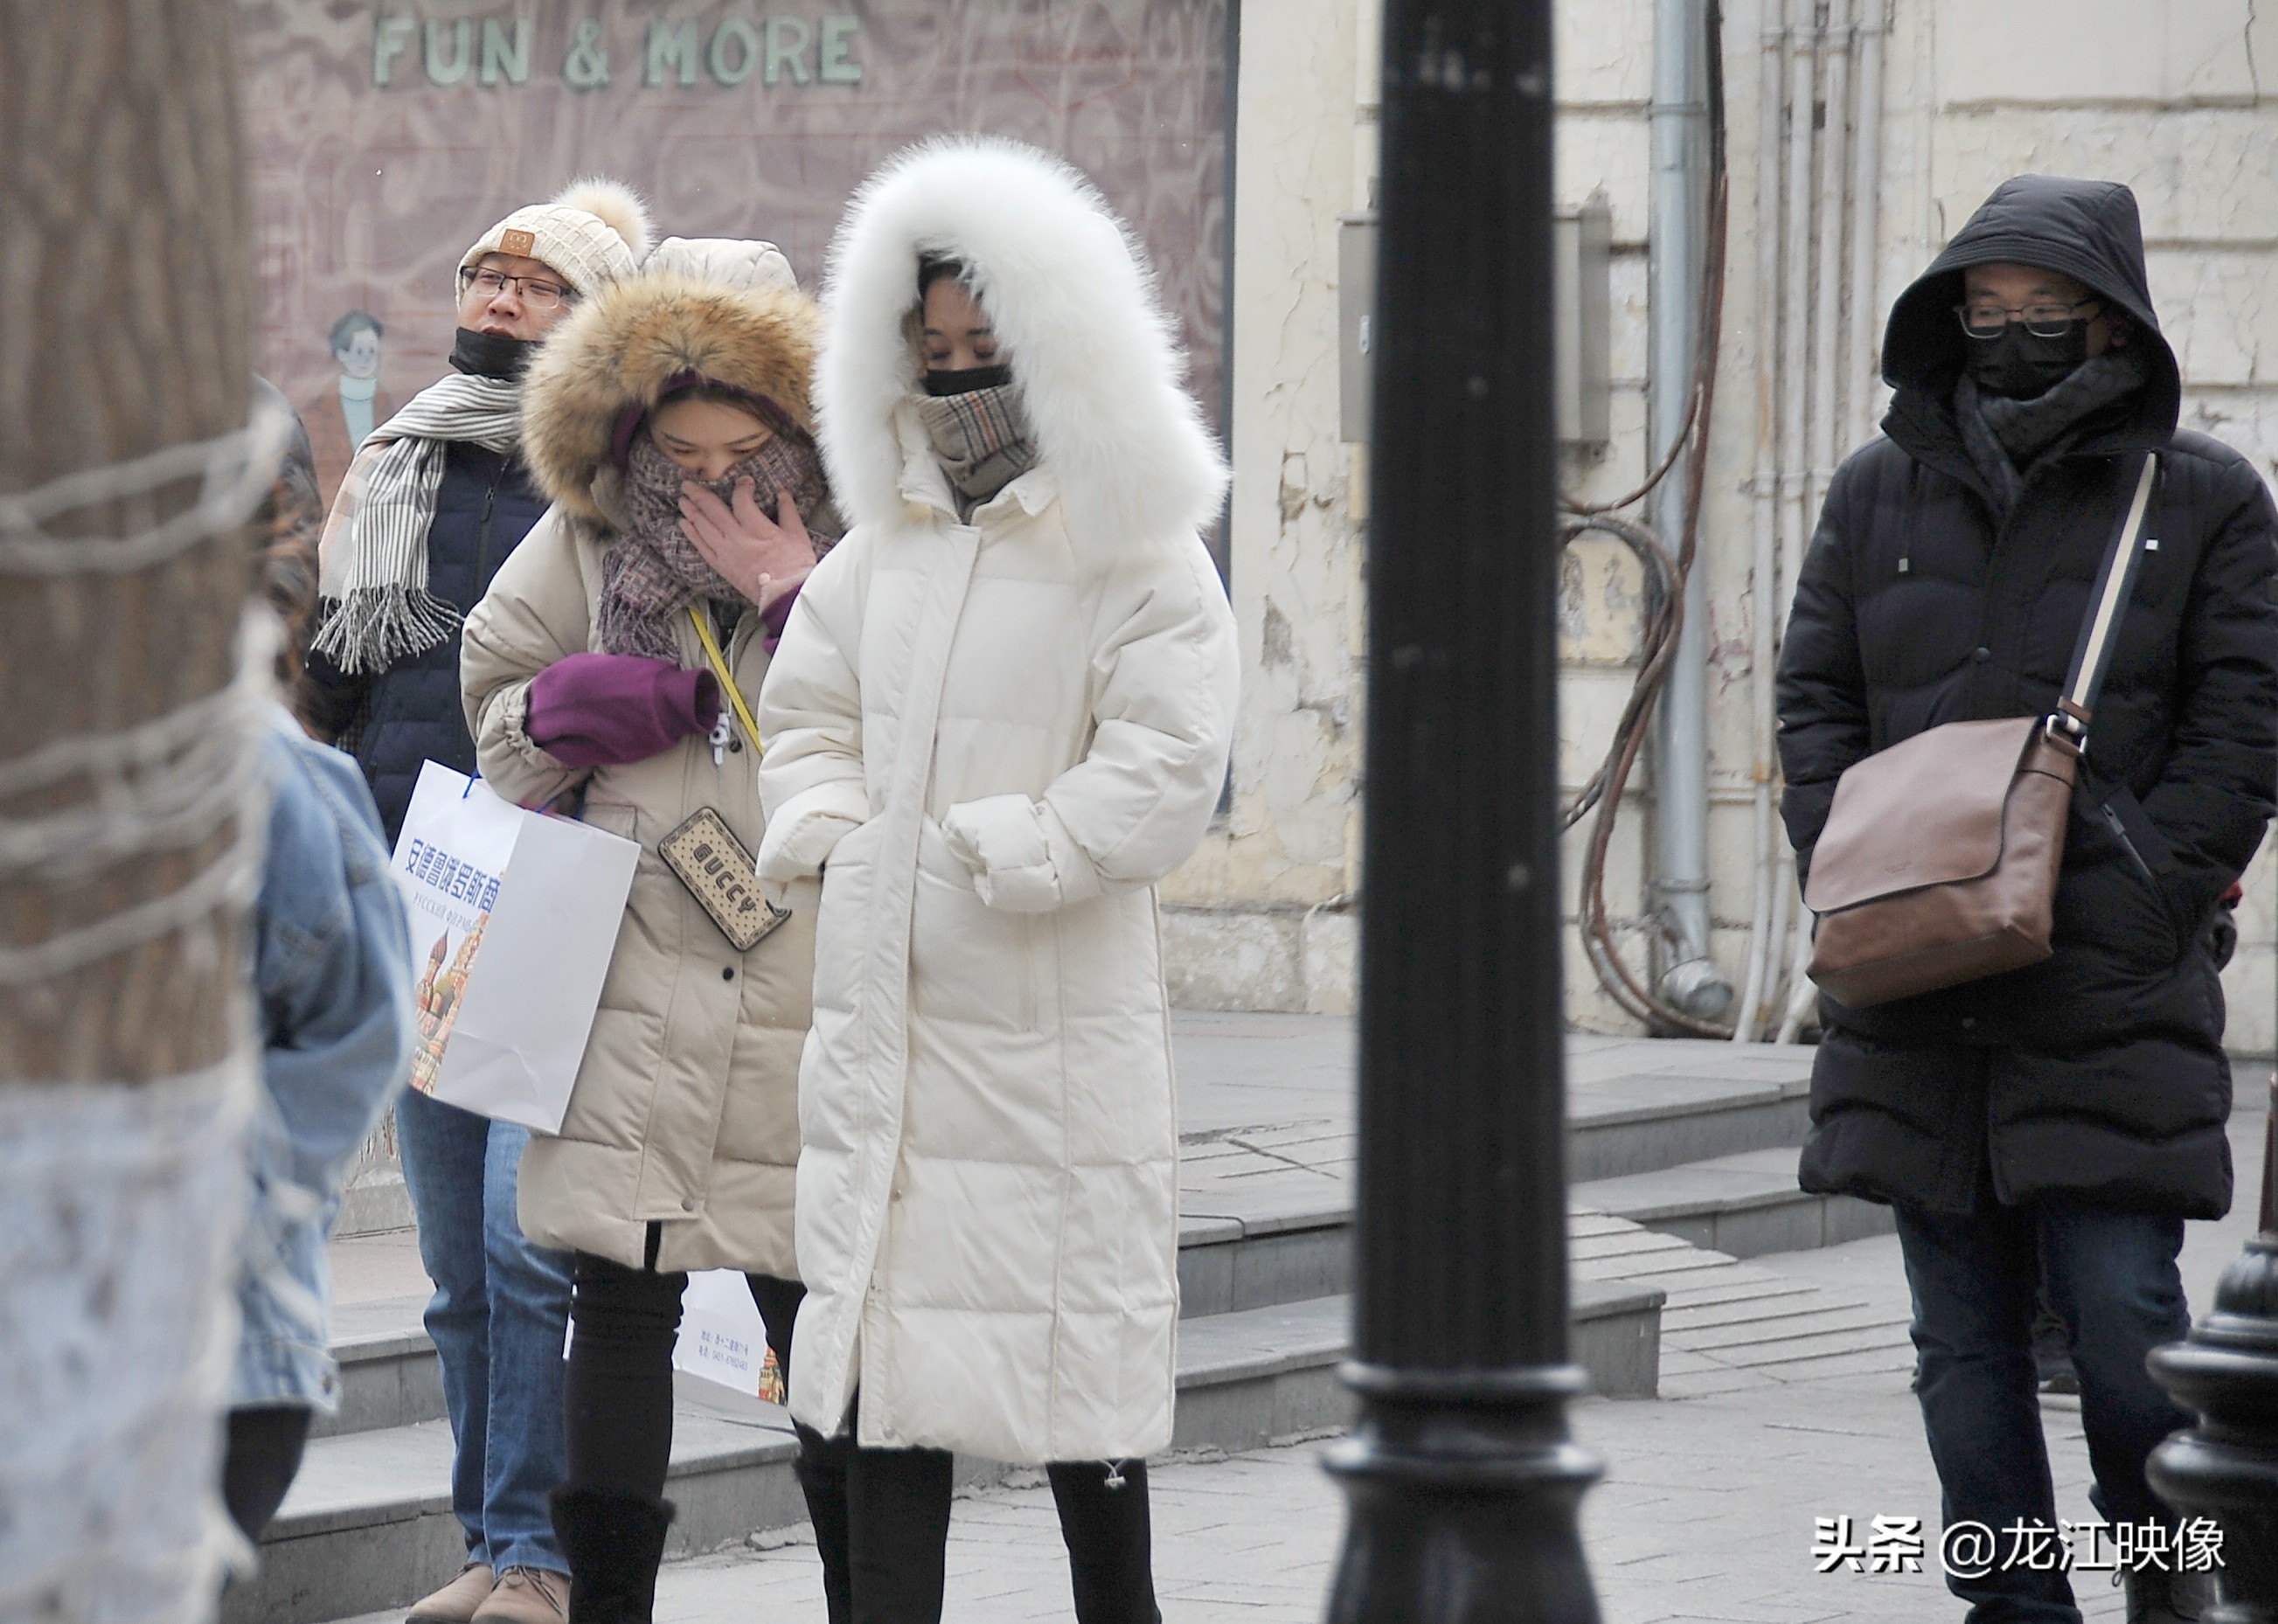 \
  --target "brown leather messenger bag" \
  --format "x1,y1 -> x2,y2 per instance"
1802,452 -> 2160,1010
